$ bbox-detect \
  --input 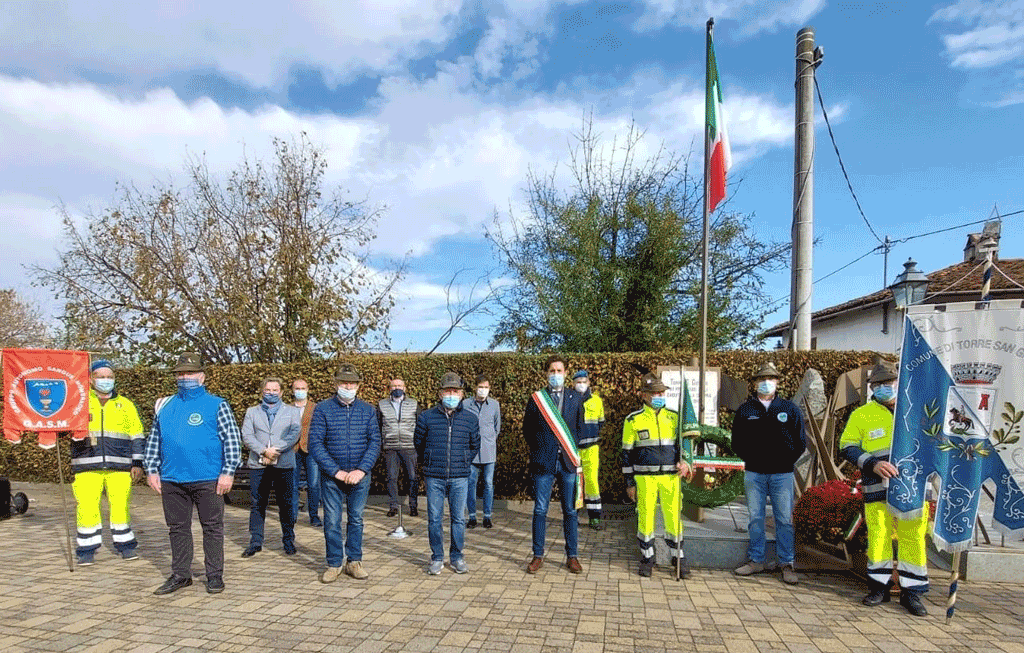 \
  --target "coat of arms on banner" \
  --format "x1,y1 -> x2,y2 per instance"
24,379 -> 68,418
943,362 -> 1001,439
